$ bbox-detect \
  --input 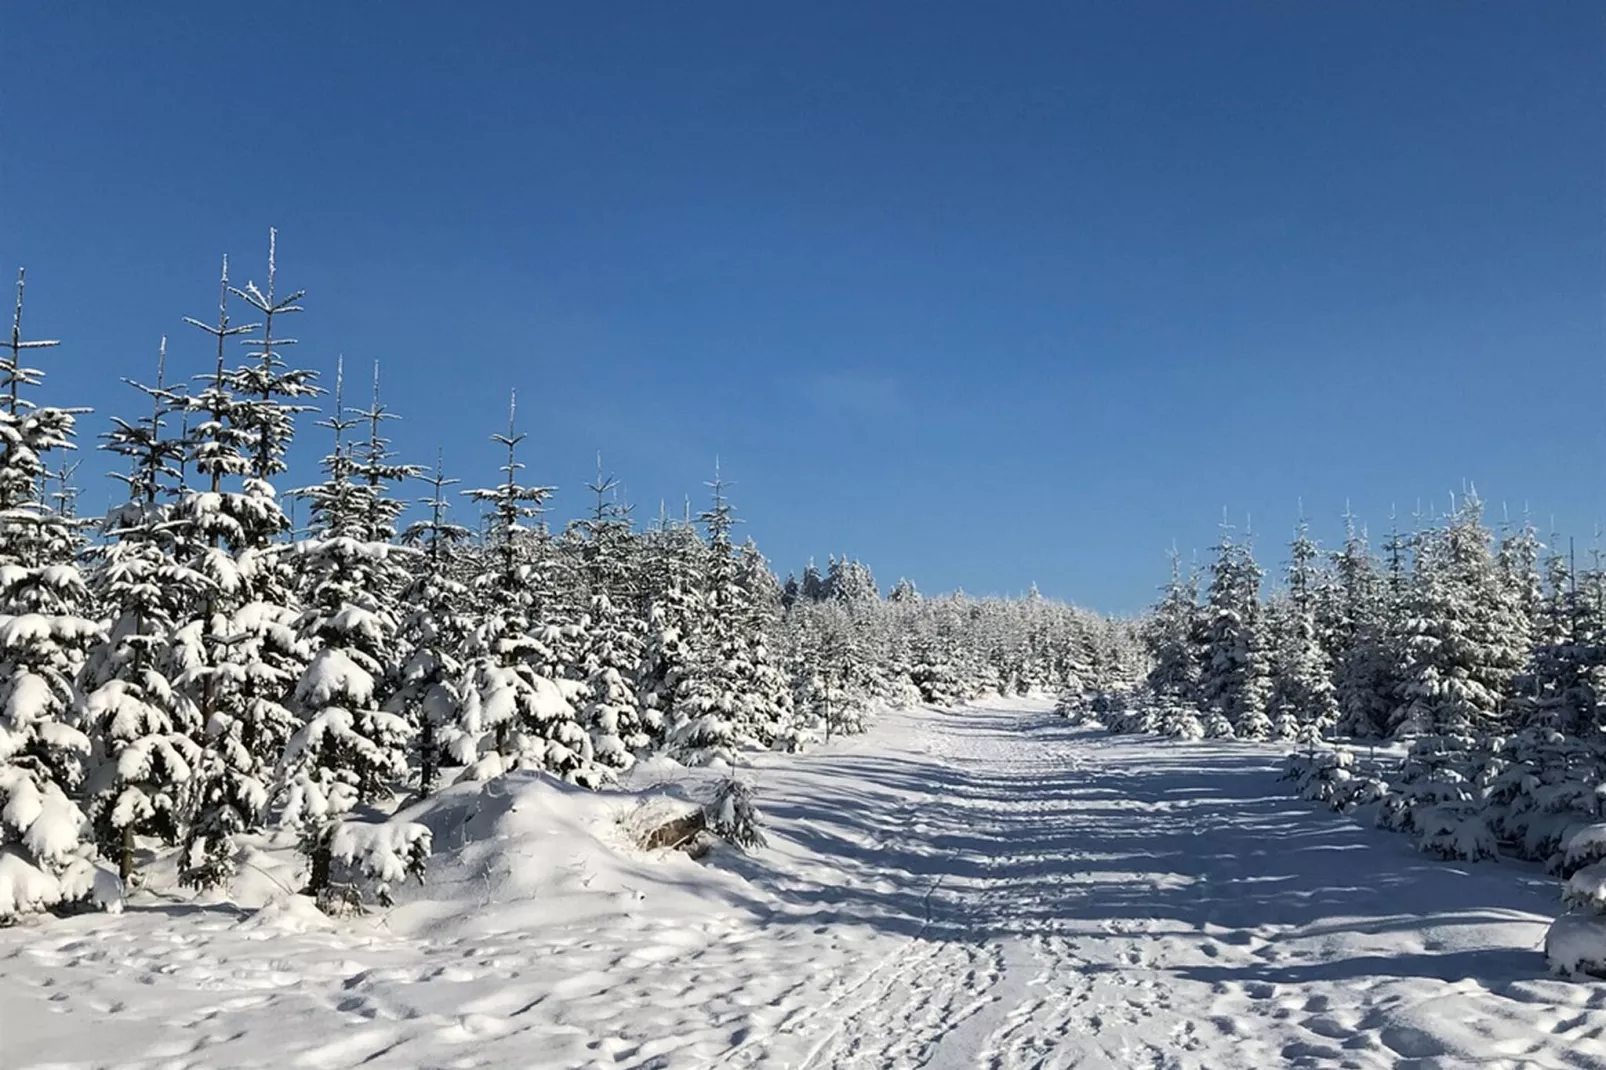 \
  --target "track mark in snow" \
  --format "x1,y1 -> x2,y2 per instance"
0,700 -> 1585,1070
